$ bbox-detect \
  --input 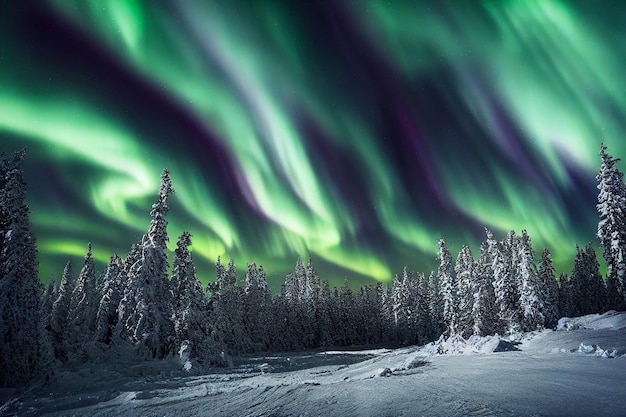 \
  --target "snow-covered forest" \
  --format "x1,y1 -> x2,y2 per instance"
1,144 -> 625,392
